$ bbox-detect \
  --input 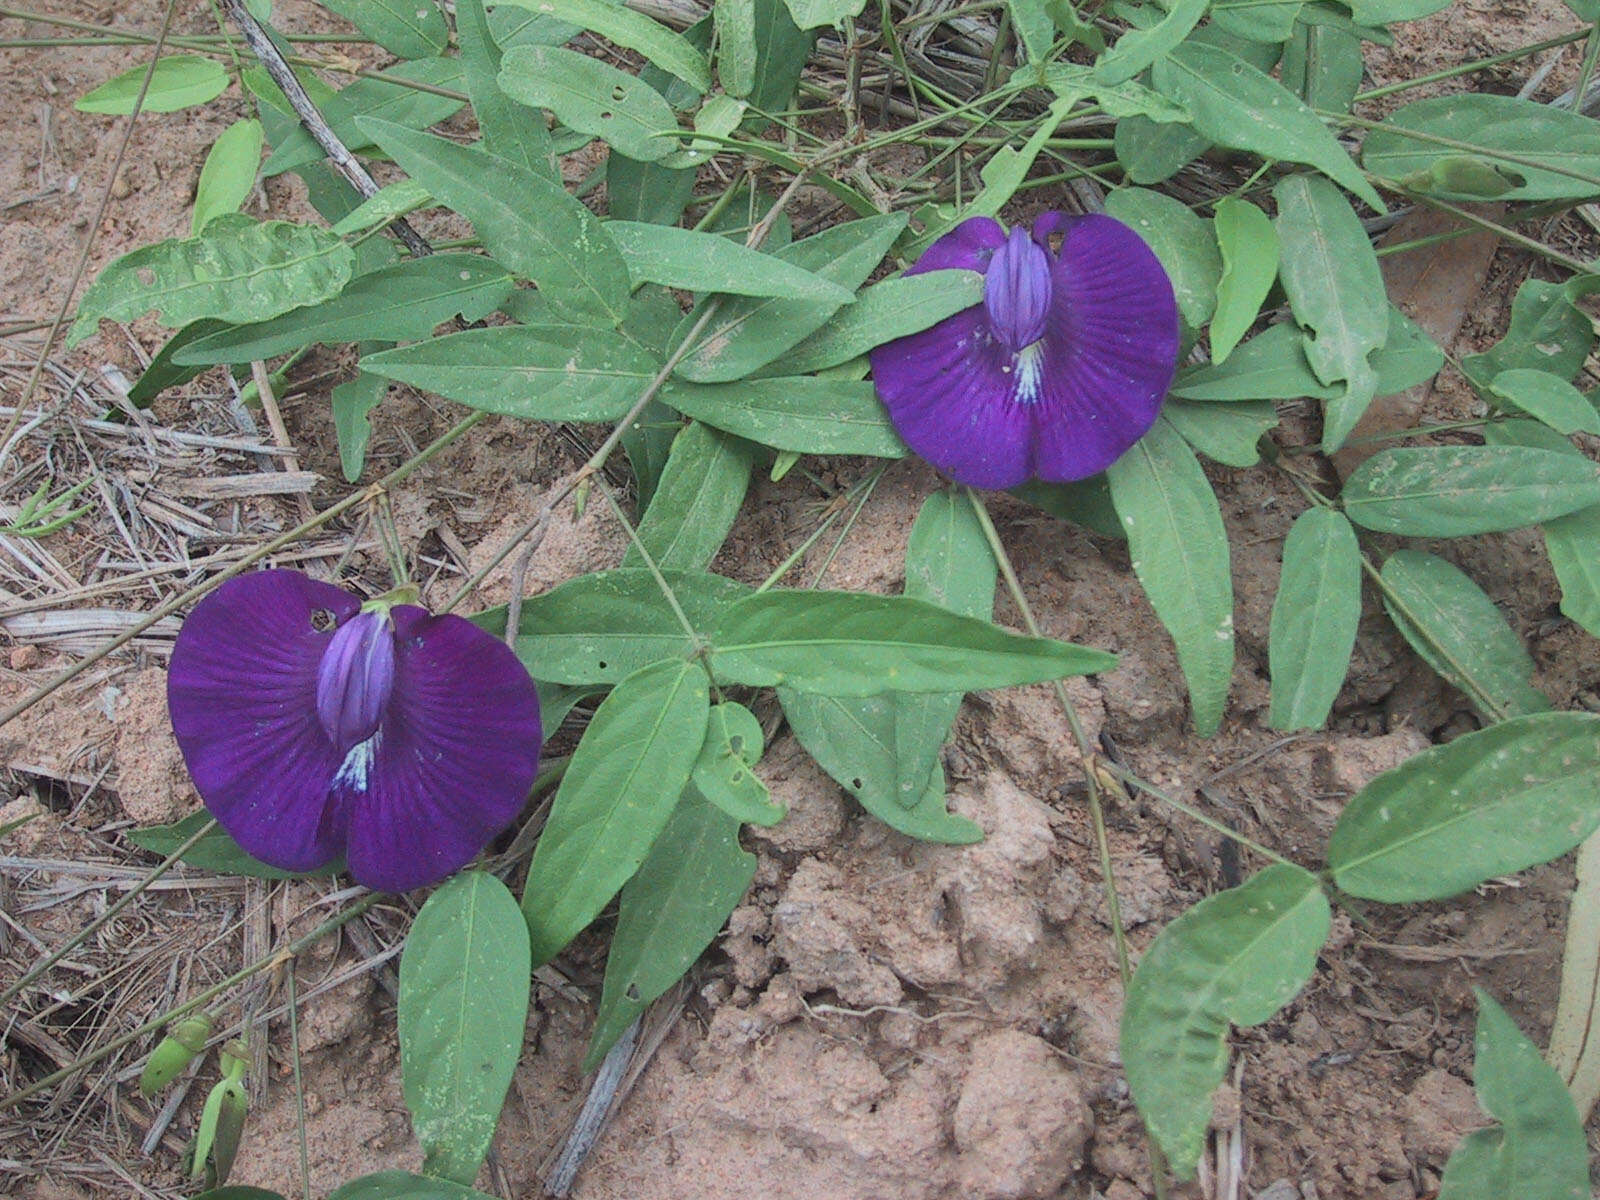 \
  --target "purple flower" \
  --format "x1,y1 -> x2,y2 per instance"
869,212 -> 1180,490
167,570 -> 542,892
